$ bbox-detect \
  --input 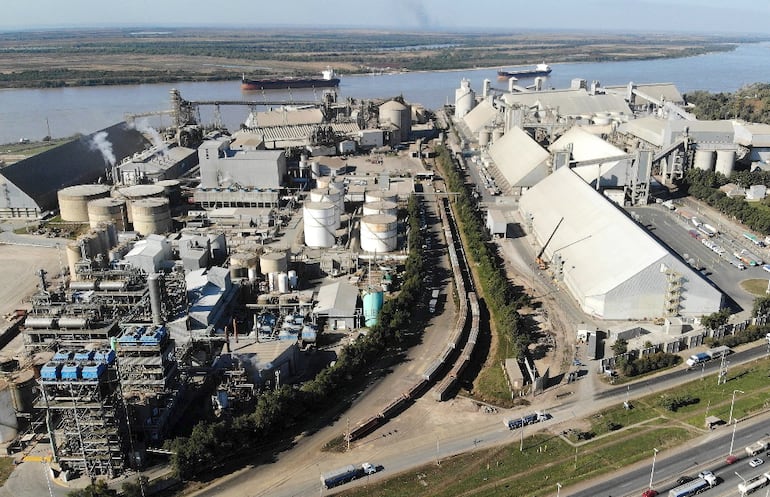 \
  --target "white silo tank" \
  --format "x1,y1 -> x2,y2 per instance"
309,188 -> 343,227
268,272 -> 277,292
131,198 -> 172,235
478,129 -> 491,148
715,149 -> 735,177
116,183 -> 166,222
277,272 -> 289,294
288,269 -> 298,289
311,161 -> 321,180
360,214 -> 398,253
363,200 -> 398,217
508,77 -> 518,93
379,100 -> 410,143
365,189 -> 397,204
88,197 -> 128,231
482,78 -> 491,99
303,201 -> 337,248
58,184 -> 112,222
694,149 -> 715,171
455,79 -> 475,118
66,241 -> 81,281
